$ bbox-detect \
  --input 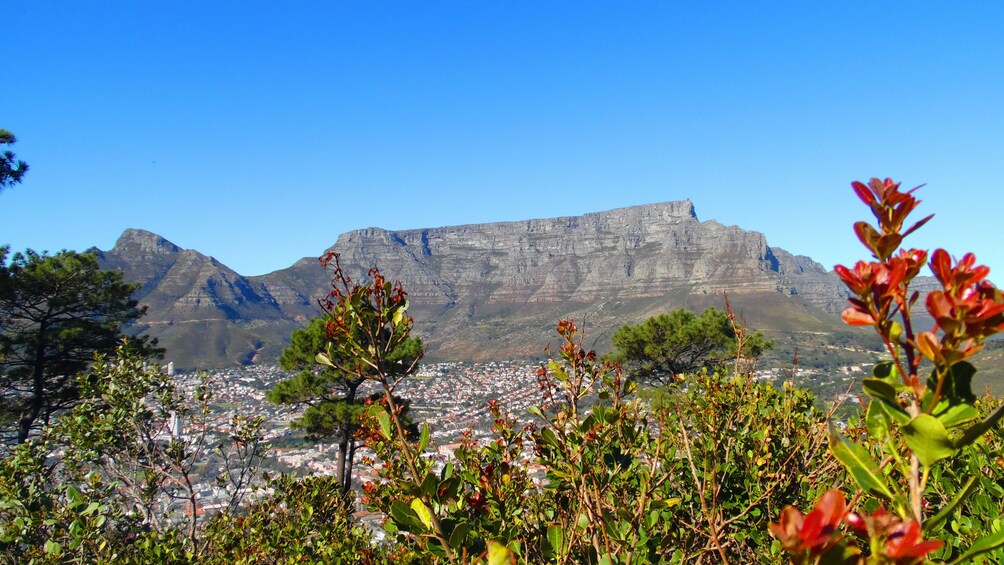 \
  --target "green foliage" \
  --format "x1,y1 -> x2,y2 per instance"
660,372 -> 837,562
361,317 -> 834,564
0,344 -> 267,563
7,181 -> 1004,563
0,248 -> 160,443
607,306 -> 772,385
270,319 -> 366,442
200,474 -> 407,564
922,394 -> 1004,563
0,129 -> 28,194
772,178 -> 1004,563
270,318 -> 423,442
269,266 -> 423,494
